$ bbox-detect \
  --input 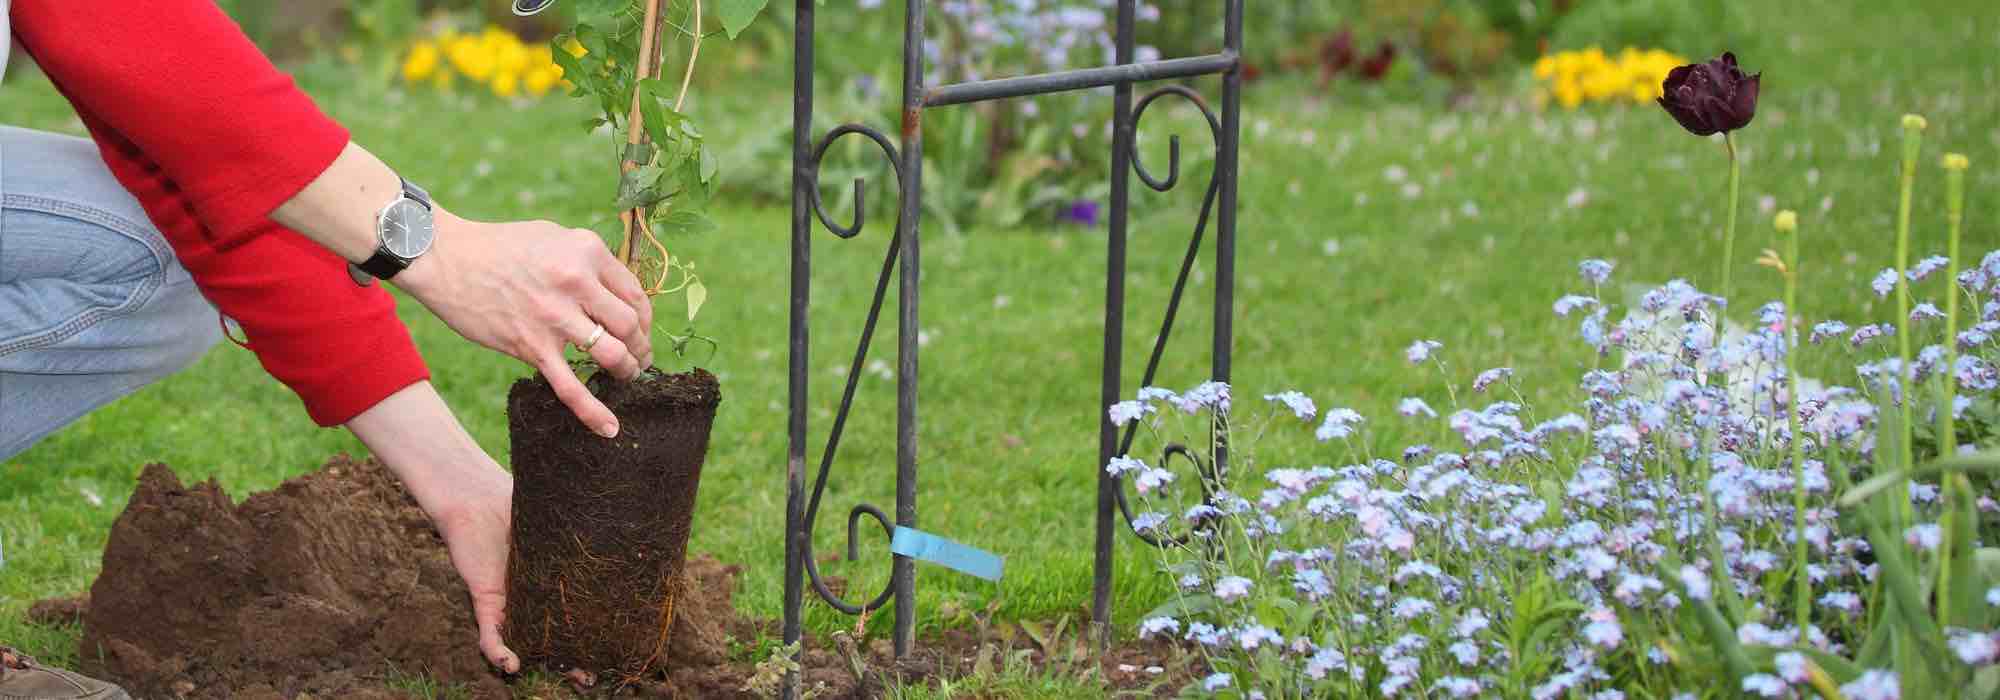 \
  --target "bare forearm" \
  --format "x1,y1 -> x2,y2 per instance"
344,381 -> 507,519
270,142 -> 409,264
